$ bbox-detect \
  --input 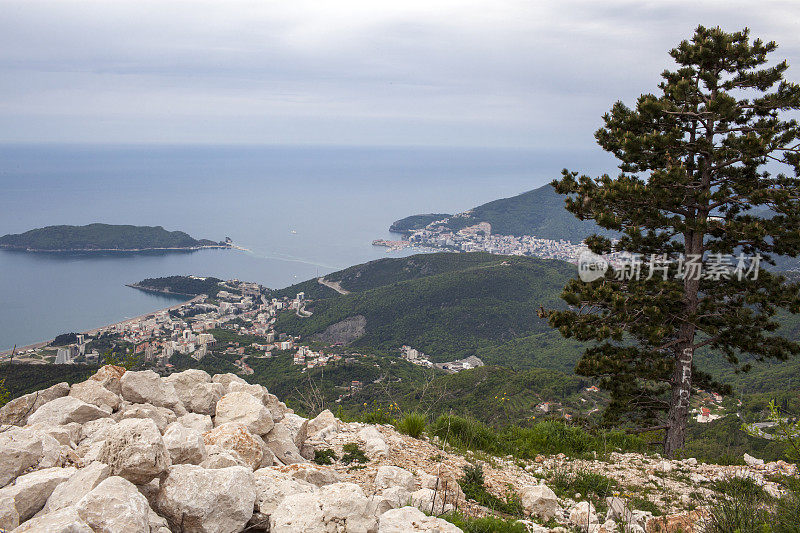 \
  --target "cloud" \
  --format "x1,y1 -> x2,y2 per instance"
0,0 -> 797,147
